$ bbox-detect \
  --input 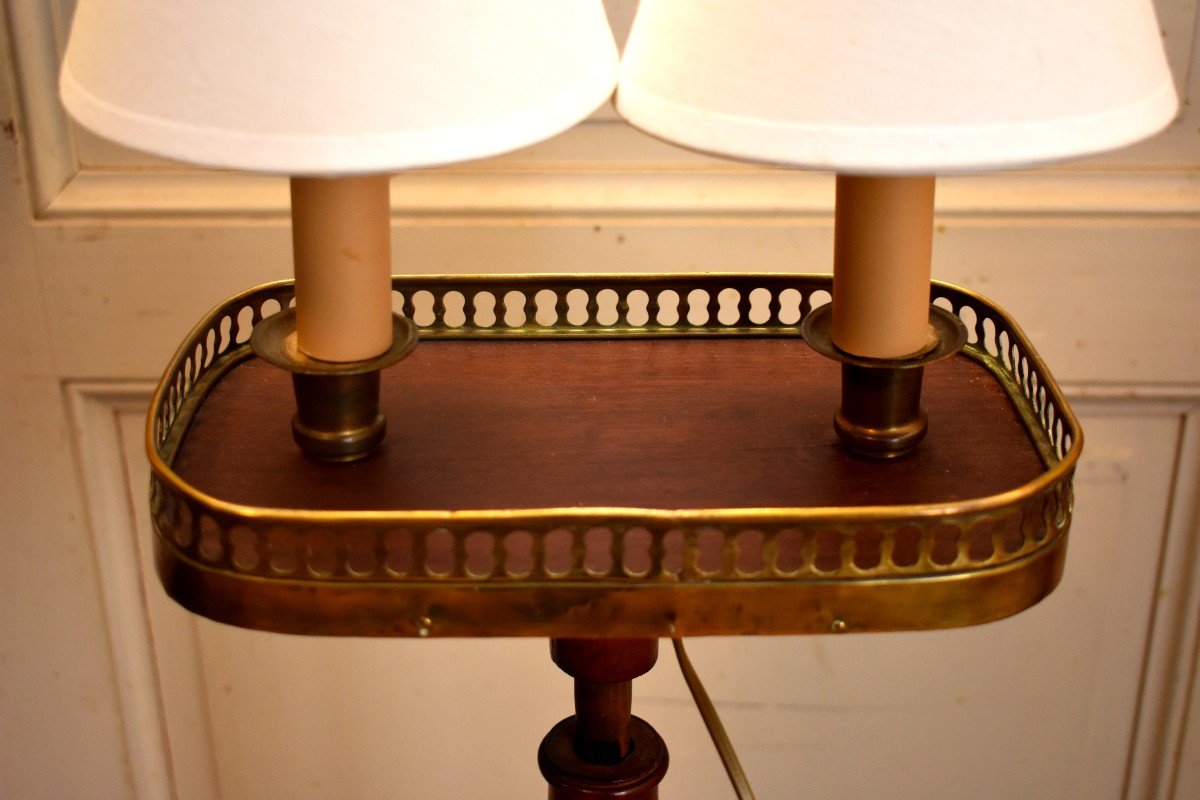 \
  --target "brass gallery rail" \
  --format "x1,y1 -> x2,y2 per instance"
147,274 -> 1079,637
